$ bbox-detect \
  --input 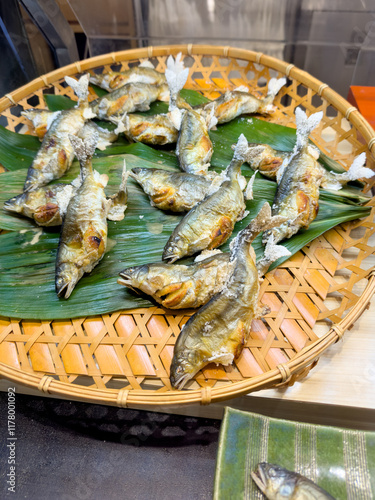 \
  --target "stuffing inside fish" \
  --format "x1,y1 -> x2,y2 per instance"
195,77 -> 286,124
251,463 -> 336,500
90,60 -> 167,91
170,202 -> 290,389
23,74 -> 95,192
118,250 -> 231,309
162,134 -> 250,262
3,177 -> 81,226
55,133 -> 128,299
263,108 -> 374,245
